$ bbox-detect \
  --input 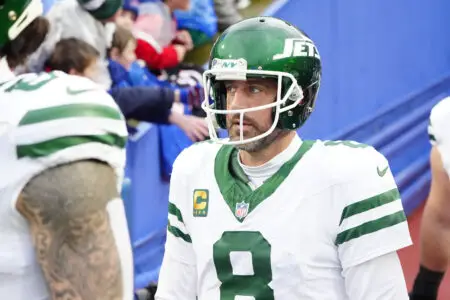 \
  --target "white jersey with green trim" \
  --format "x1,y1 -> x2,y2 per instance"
429,96 -> 450,176
156,139 -> 412,300
0,71 -> 128,299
